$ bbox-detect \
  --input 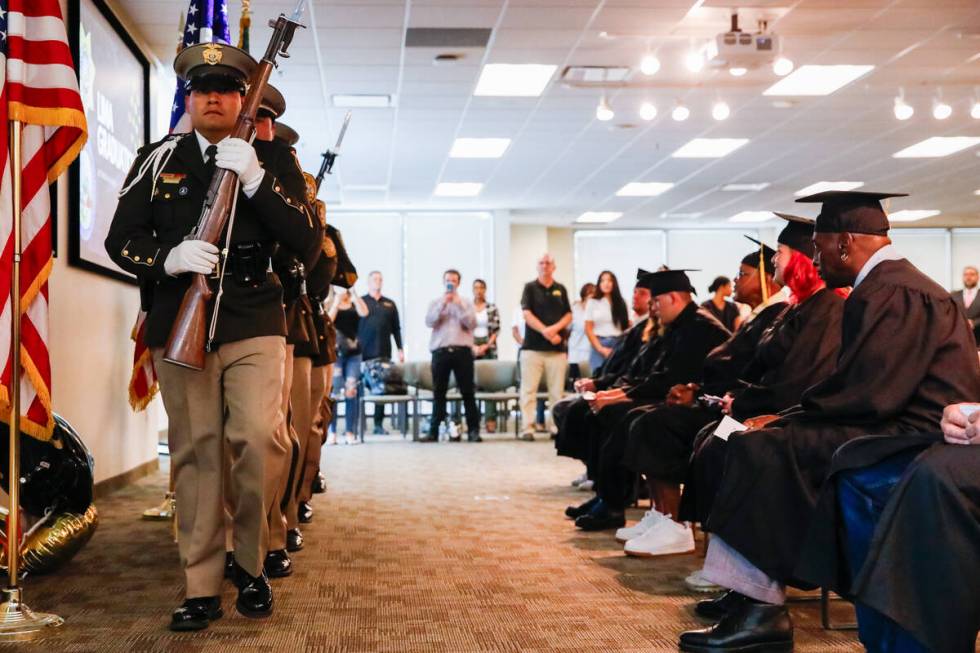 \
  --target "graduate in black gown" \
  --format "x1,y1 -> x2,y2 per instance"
571,270 -> 730,532
679,191 -> 980,653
